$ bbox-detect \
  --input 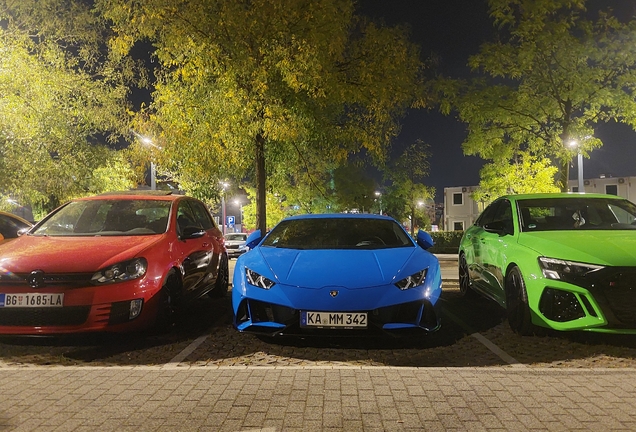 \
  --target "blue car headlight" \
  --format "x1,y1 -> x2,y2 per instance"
538,257 -> 604,282
91,258 -> 148,285
395,269 -> 427,290
246,268 -> 276,290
